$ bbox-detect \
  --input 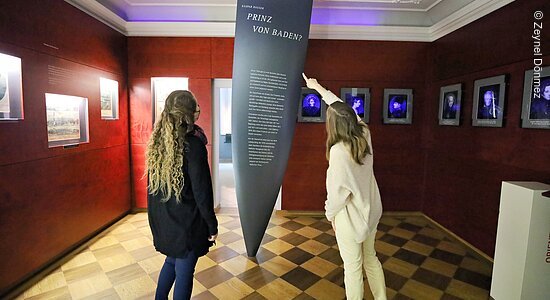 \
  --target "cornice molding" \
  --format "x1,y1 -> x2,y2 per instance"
65,0 -> 515,42
65,0 -> 127,34
430,0 -> 514,41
